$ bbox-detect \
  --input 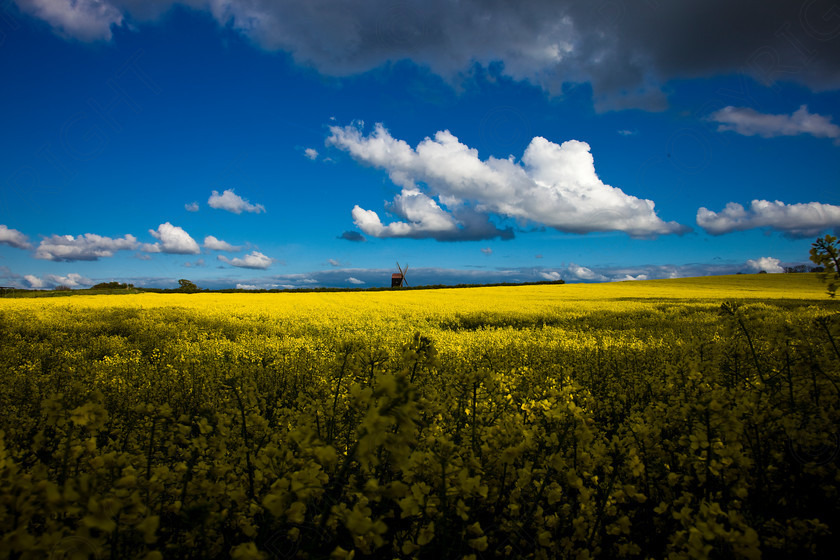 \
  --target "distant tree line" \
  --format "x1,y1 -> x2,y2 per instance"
90,281 -> 135,290
784,264 -> 824,273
